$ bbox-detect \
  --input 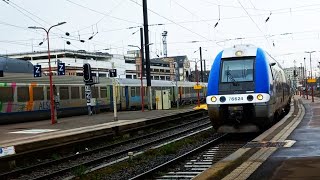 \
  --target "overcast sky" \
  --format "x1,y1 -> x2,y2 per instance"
2,0 -> 320,73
